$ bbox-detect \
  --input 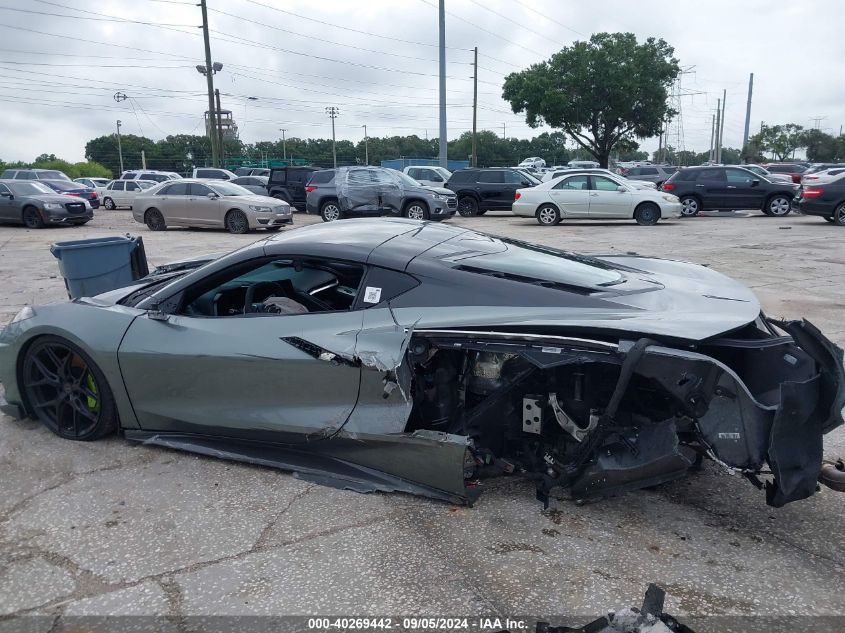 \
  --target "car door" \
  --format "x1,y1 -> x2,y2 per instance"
475,170 -> 504,209
155,182 -> 189,224
588,175 -> 633,218
117,257 -> 364,440
107,180 -> 126,206
693,168 -> 727,209
371,169 -> 402,213
548,175 -> 590,217
724,168 -> 762,210
184,182 -> 222,226
0,183 -> 15,221
123,180 -> 142,207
